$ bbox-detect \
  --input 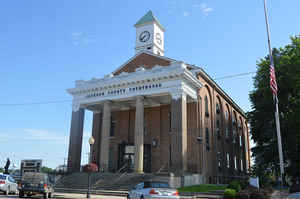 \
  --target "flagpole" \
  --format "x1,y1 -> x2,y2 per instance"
263,0 -> 285,185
